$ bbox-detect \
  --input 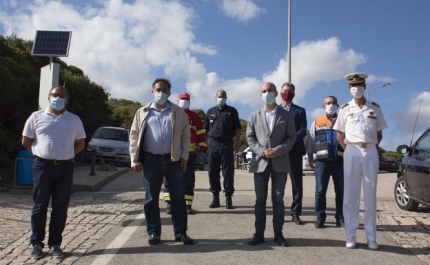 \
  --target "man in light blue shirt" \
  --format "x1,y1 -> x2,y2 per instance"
129,78 -> 193,245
